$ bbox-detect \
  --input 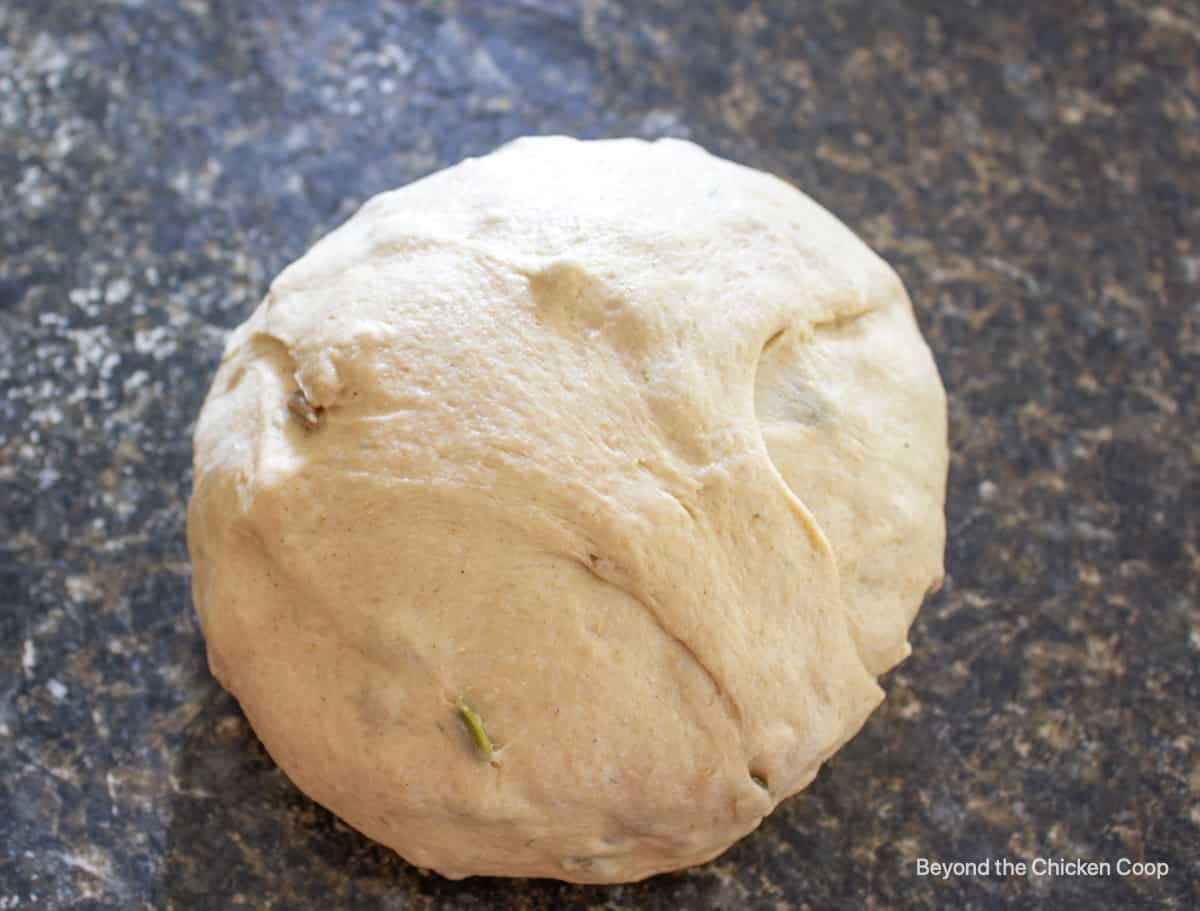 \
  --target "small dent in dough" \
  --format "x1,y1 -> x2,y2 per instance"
753,331 -> 831,428
526,259 -> 654,355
